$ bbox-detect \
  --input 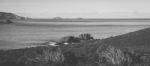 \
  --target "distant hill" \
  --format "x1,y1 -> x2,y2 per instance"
0,12 -> 25,19
0,12 -> 26,23
1,12 -> 150,22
